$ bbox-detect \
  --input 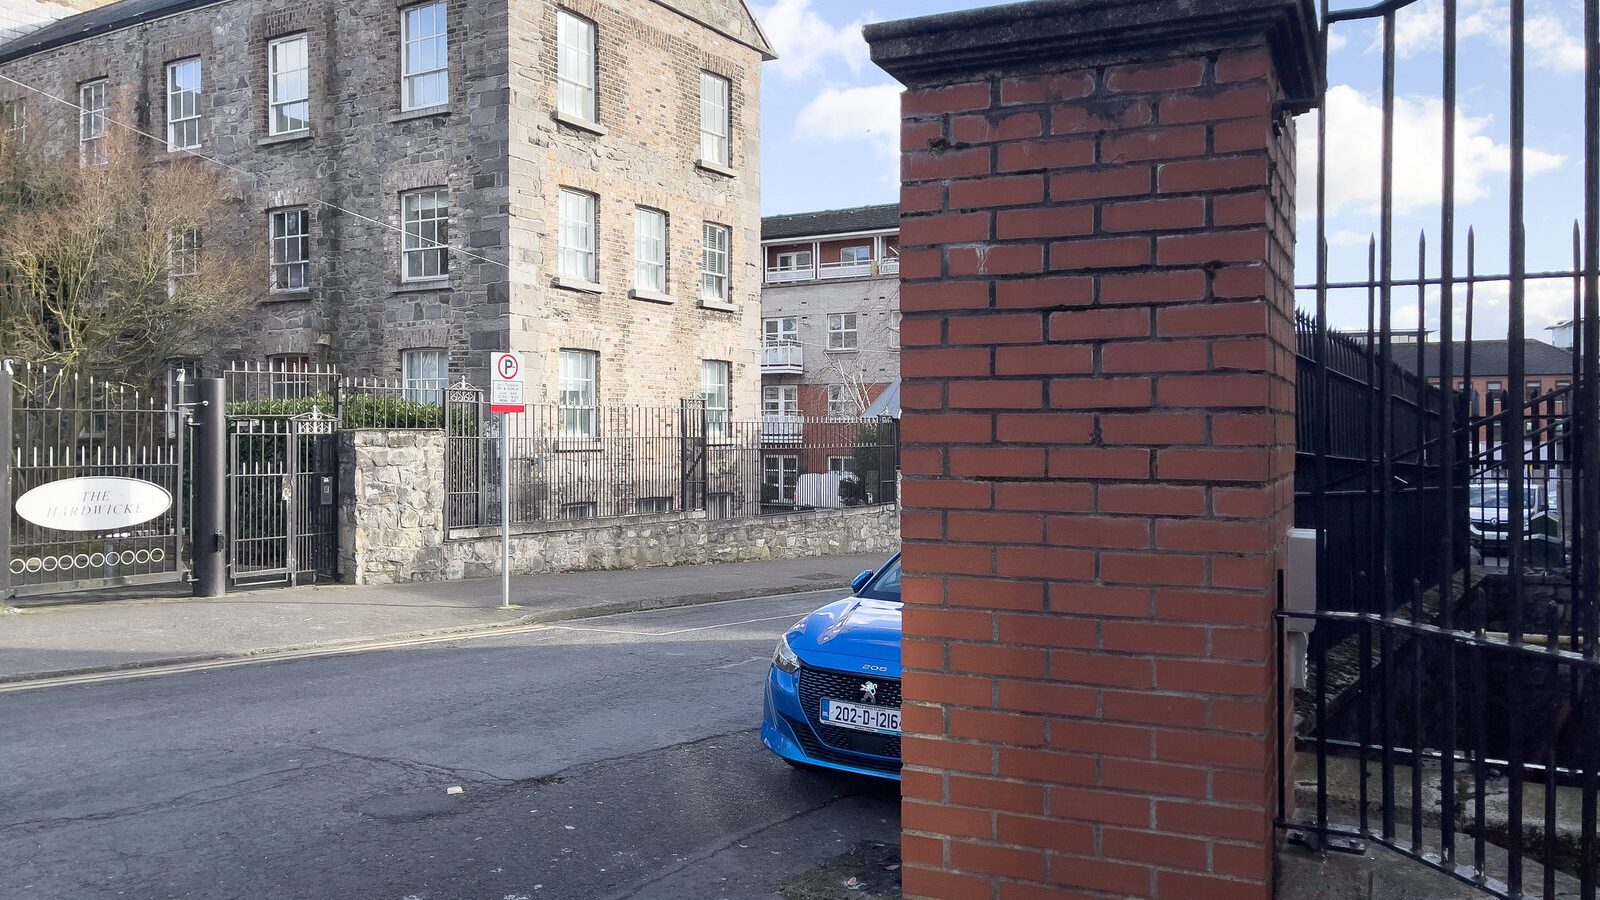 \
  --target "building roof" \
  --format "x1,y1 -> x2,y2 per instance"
0,0 -> 776,64
0,0 -> 214,64
1392,339 -> 1576,379
762,204 -> 899,242
861,377 -> 900,419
